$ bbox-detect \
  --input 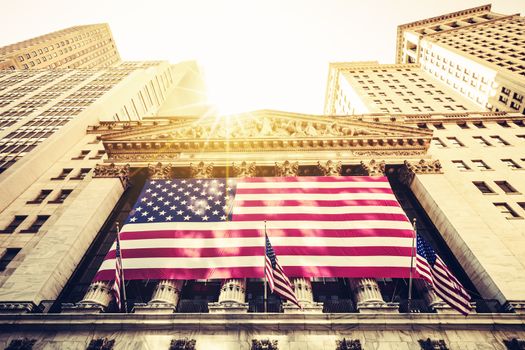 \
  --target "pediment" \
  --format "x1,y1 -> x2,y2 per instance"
98,110 -> 432,161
